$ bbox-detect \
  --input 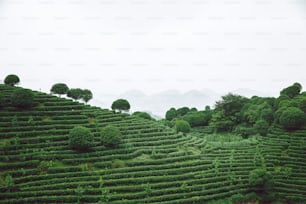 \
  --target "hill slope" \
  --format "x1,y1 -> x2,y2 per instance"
0,85 -> 305,203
